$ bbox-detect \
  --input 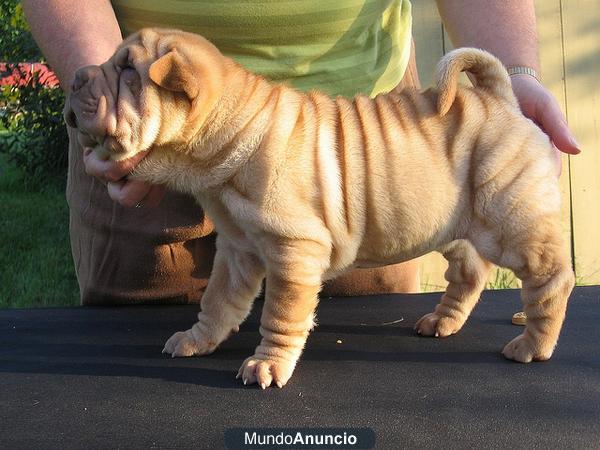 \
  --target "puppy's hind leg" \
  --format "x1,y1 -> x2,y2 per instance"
415,239 -> 492,337
495,215 -> 574,362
